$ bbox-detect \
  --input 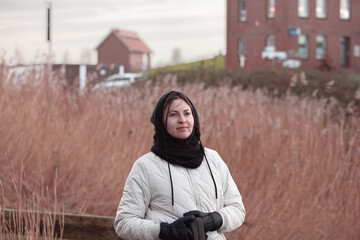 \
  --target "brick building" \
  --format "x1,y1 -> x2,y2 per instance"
96,29 -> 152,72
226,0 -> 360,72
